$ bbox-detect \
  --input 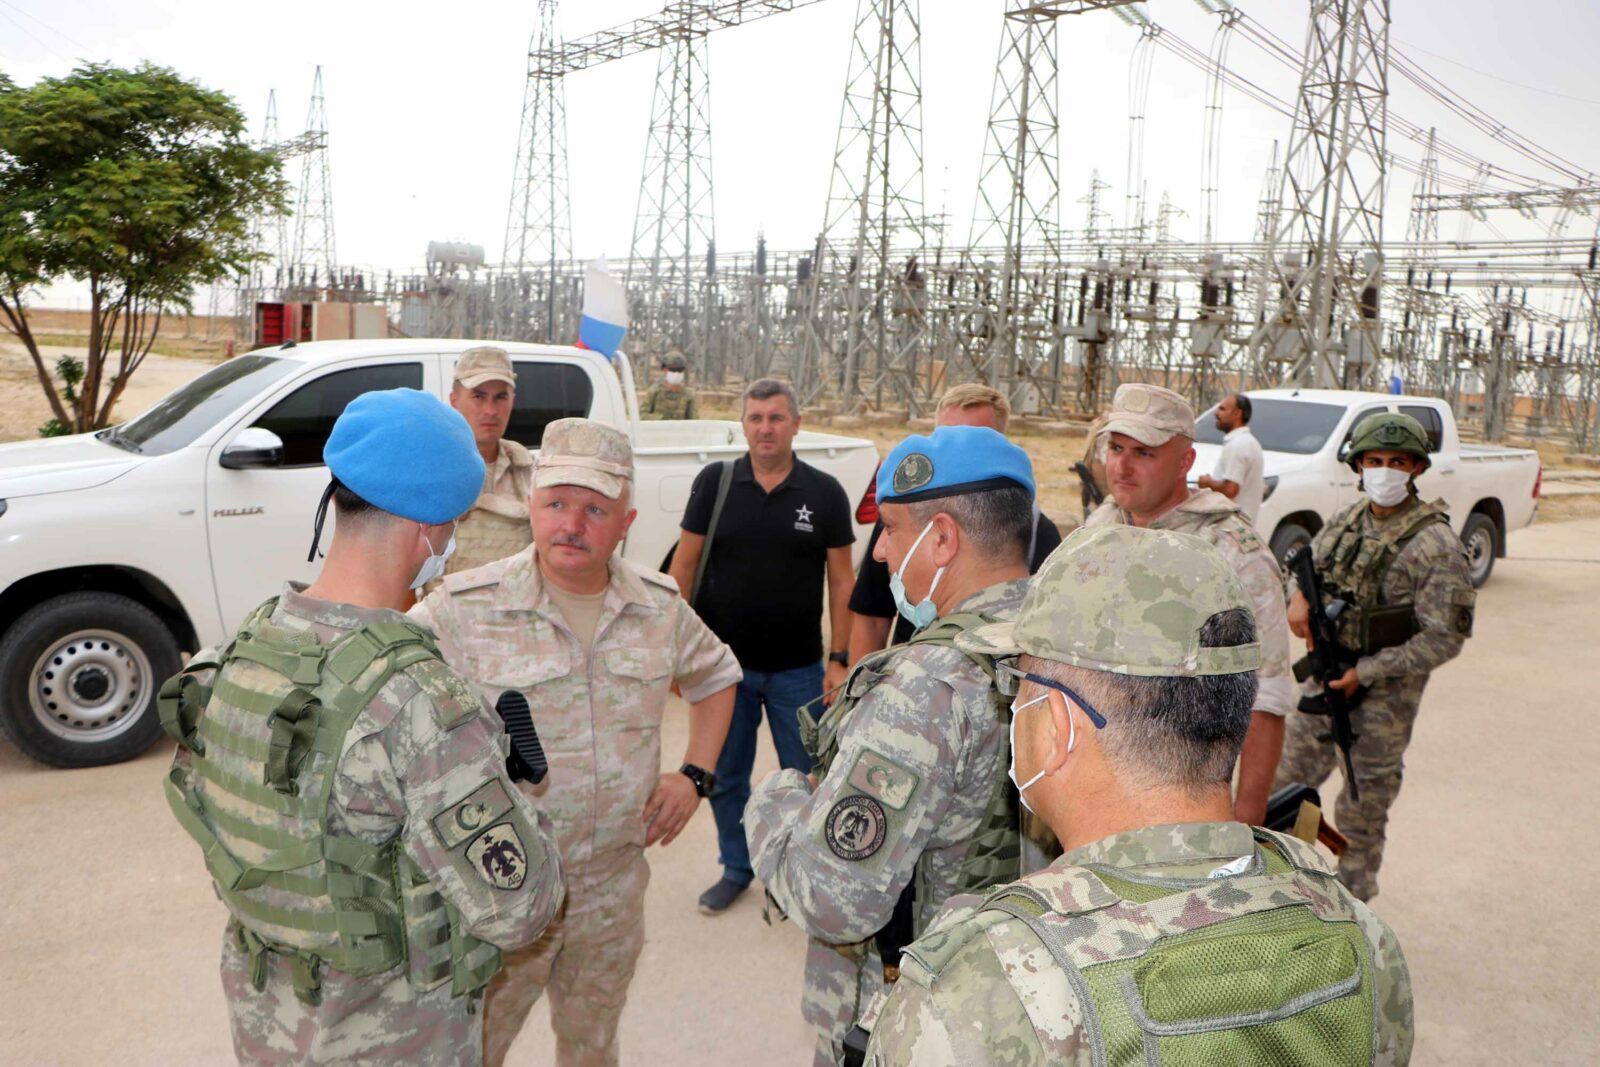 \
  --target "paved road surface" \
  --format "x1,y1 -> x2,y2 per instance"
1,519 -> 1596,1065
